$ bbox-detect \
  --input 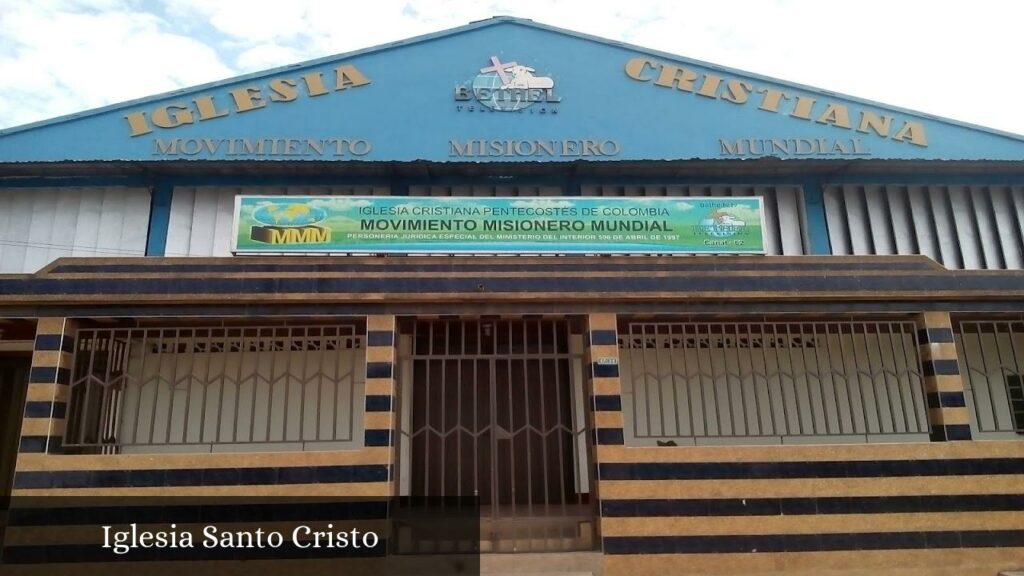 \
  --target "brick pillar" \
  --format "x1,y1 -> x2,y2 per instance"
363,316 -> 397,454
588,313 -> 624,446
20,318 -> 77,454
917,312 -> 971,441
